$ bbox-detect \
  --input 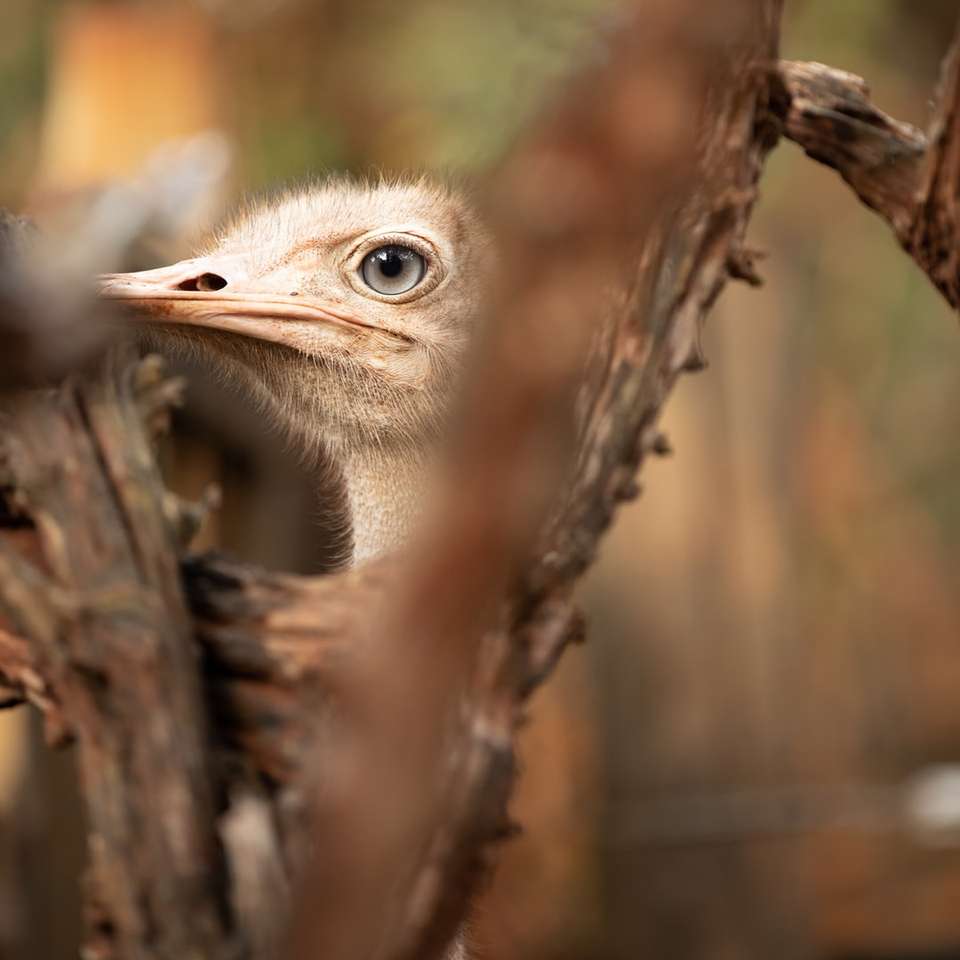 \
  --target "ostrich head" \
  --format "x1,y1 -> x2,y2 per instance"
100,176 -> 491,562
